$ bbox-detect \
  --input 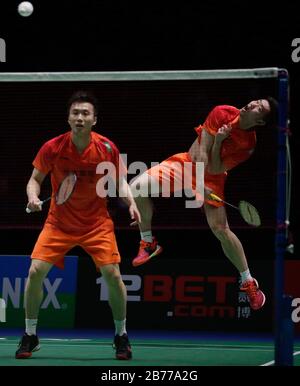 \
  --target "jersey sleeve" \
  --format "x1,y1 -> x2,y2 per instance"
195,105 -> 240,137
32,142 -> 55,174
202,106 -> 226,135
